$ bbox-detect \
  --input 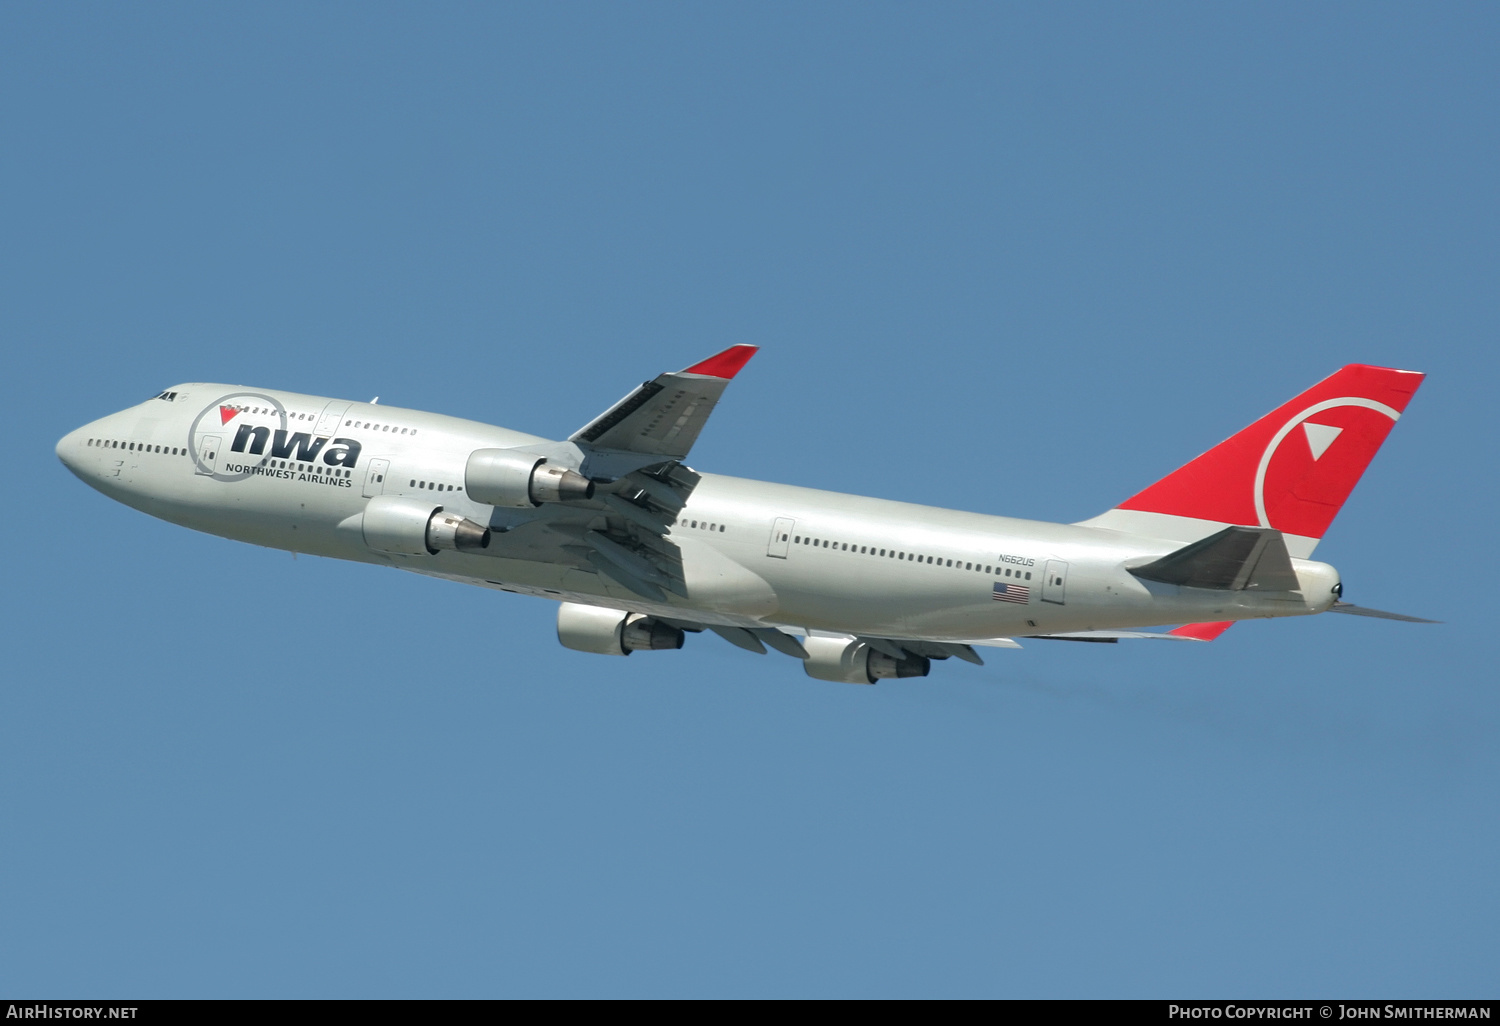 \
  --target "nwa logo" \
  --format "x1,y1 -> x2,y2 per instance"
190,391 -> 361,482
229,423 -> 361,467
